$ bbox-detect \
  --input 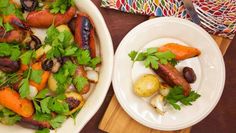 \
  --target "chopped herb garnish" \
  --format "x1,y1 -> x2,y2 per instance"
35,128 -> 50,133
0,107 -> 21,125
49,115 -> 67,129
19,67 -> 32,98
166,86 -> 201,110
20,50 -> 35,65
129,48 -> 177,69
73,76 -> 88,92
30,69 -> 43,84
50,0 -> 74,14
0,43 -> 21,61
